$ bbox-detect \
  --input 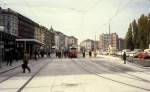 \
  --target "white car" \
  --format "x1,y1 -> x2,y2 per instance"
116,51 -> 122,56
